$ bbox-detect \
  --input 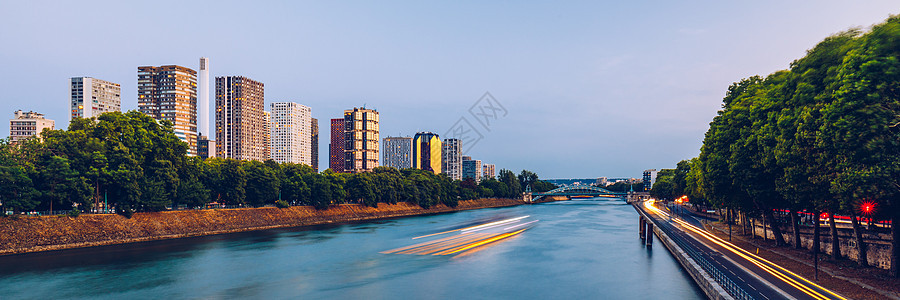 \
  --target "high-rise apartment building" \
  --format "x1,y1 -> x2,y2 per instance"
329,118 -> 345,172
263,111 -> 271,160
462,156 -> 483,183
413,132 -> 442,174
269,102 -> 311,165
343,108 -> 379,173
215,76 -> 266,161
9,110 -> 54,142
311,118 -> 319,172
138,65 -> 198,155
482,163 -> 496,180
198,57 -> 210,136
442,138 -> 462,180
70,77 -> 121,120
382,136 -> 412,169
643,169 -> 658,192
